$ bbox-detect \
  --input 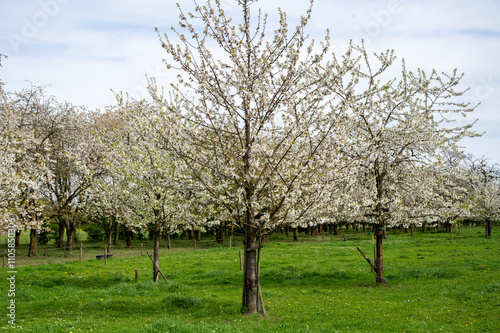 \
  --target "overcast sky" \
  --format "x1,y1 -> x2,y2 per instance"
1,0 -> 499,164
